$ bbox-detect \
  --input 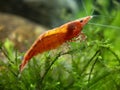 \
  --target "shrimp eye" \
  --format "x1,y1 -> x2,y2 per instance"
80,20 -> 83,23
